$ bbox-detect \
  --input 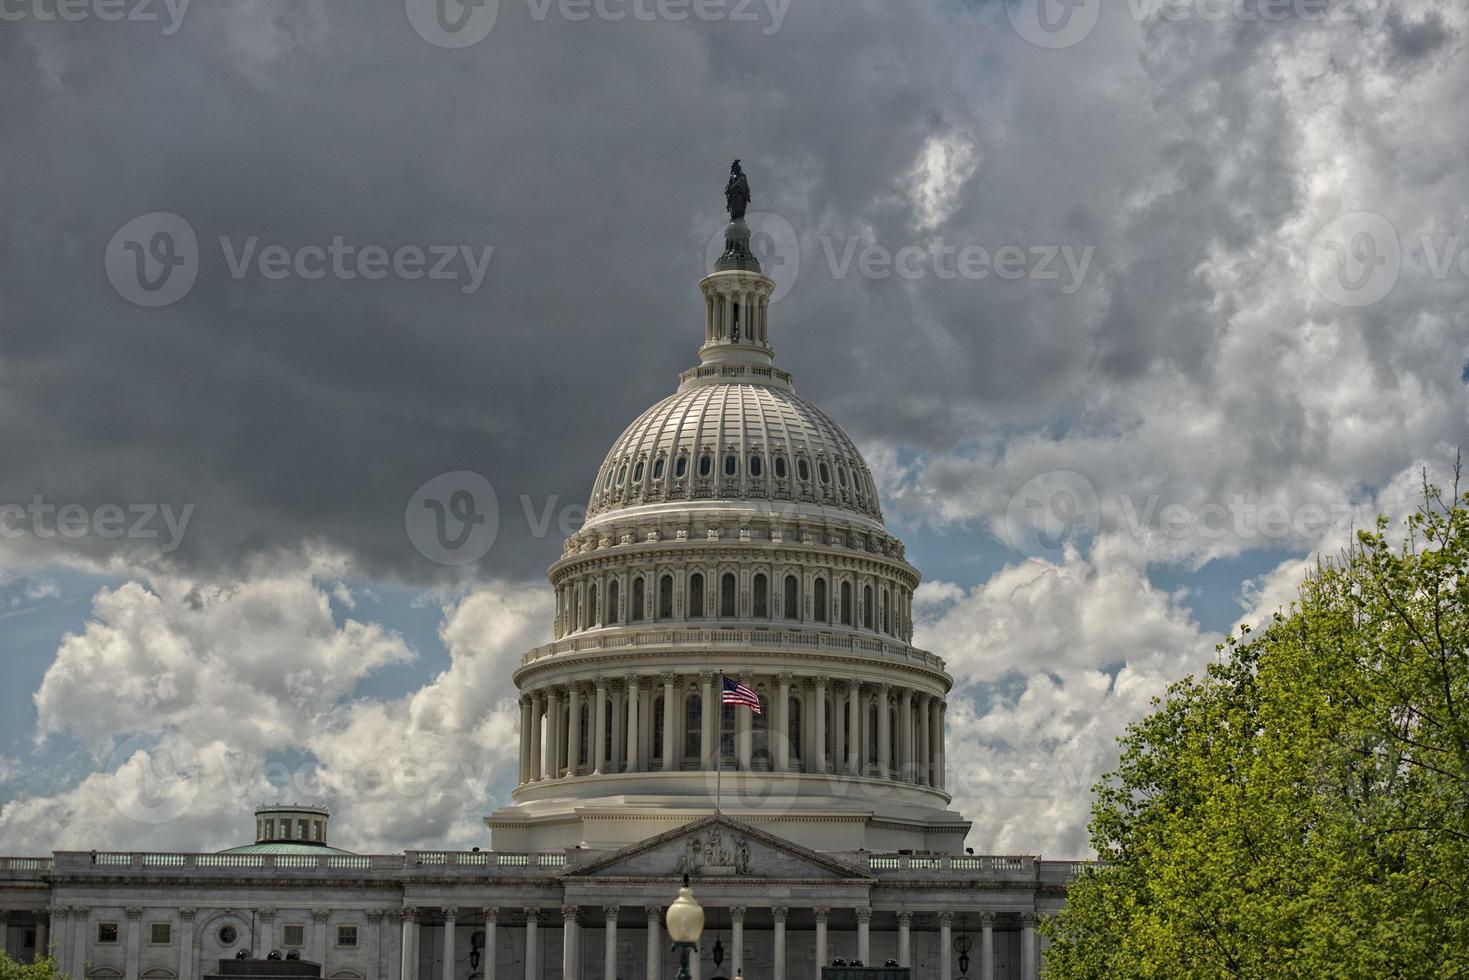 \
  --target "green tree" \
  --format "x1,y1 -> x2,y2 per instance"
1044,482 -> 1469,979
0,952 -> 67,980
